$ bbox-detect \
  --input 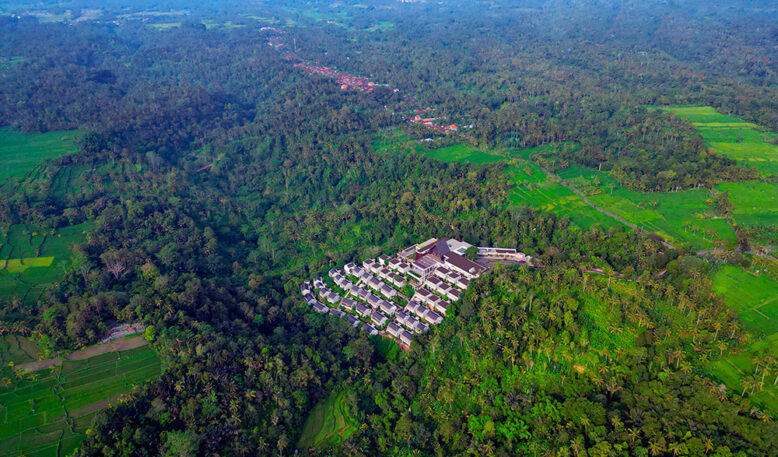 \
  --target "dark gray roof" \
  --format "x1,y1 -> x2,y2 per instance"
444,252 -> 486,275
